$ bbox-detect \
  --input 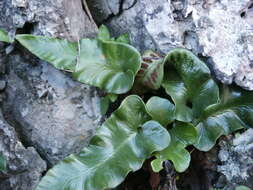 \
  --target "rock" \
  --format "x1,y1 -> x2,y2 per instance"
217,129 -> 253,189
123,0 -> 137,10
0,0 -> 101,167
0,80 -> 6,91
0,1 -> 101,188
2,53 -> 102,165
190,0 -> 253,89
86,0 -> 137,24
0,0 -> 101,188
0,0 -> 97,41
0,46 -> 6,75
0,109 -> 46,190
87,0 -> 113,24
89,0 -> 253,90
